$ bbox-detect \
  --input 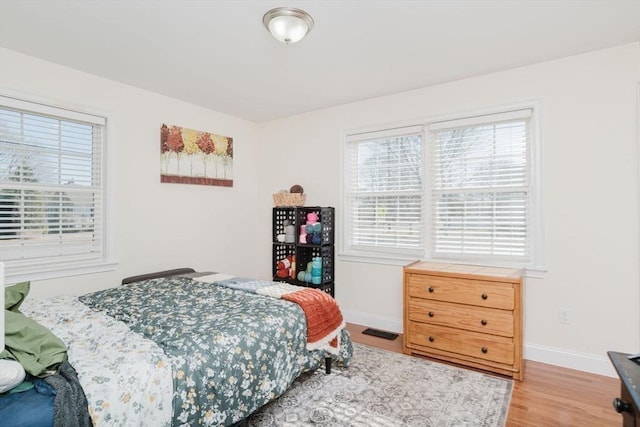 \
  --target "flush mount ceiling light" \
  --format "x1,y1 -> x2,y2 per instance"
263,7 -> 314,44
